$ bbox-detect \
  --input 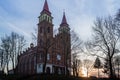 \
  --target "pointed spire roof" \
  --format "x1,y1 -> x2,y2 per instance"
60,12 -> 68,26
43,0 -> 49,11
61,12 -> 67,24
41,0 -> 51,15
